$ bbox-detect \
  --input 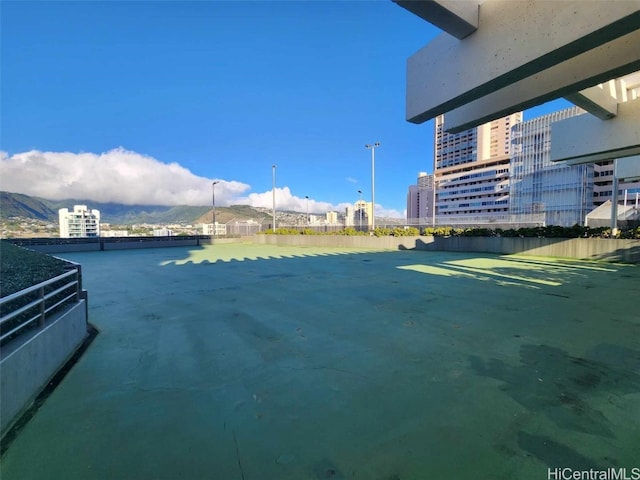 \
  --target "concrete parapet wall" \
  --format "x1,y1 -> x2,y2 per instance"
252,235 -> 640,262
102,238 -> 200,250
26,243 -> 101,254
1,301 -> 88,436
254,234 -> 415,250
9,236 -> 205,254
200,236 -> 253,245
